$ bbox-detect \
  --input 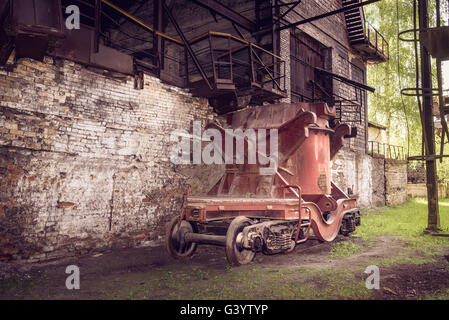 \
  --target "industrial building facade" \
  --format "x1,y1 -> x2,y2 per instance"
0,0 -> 406,262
